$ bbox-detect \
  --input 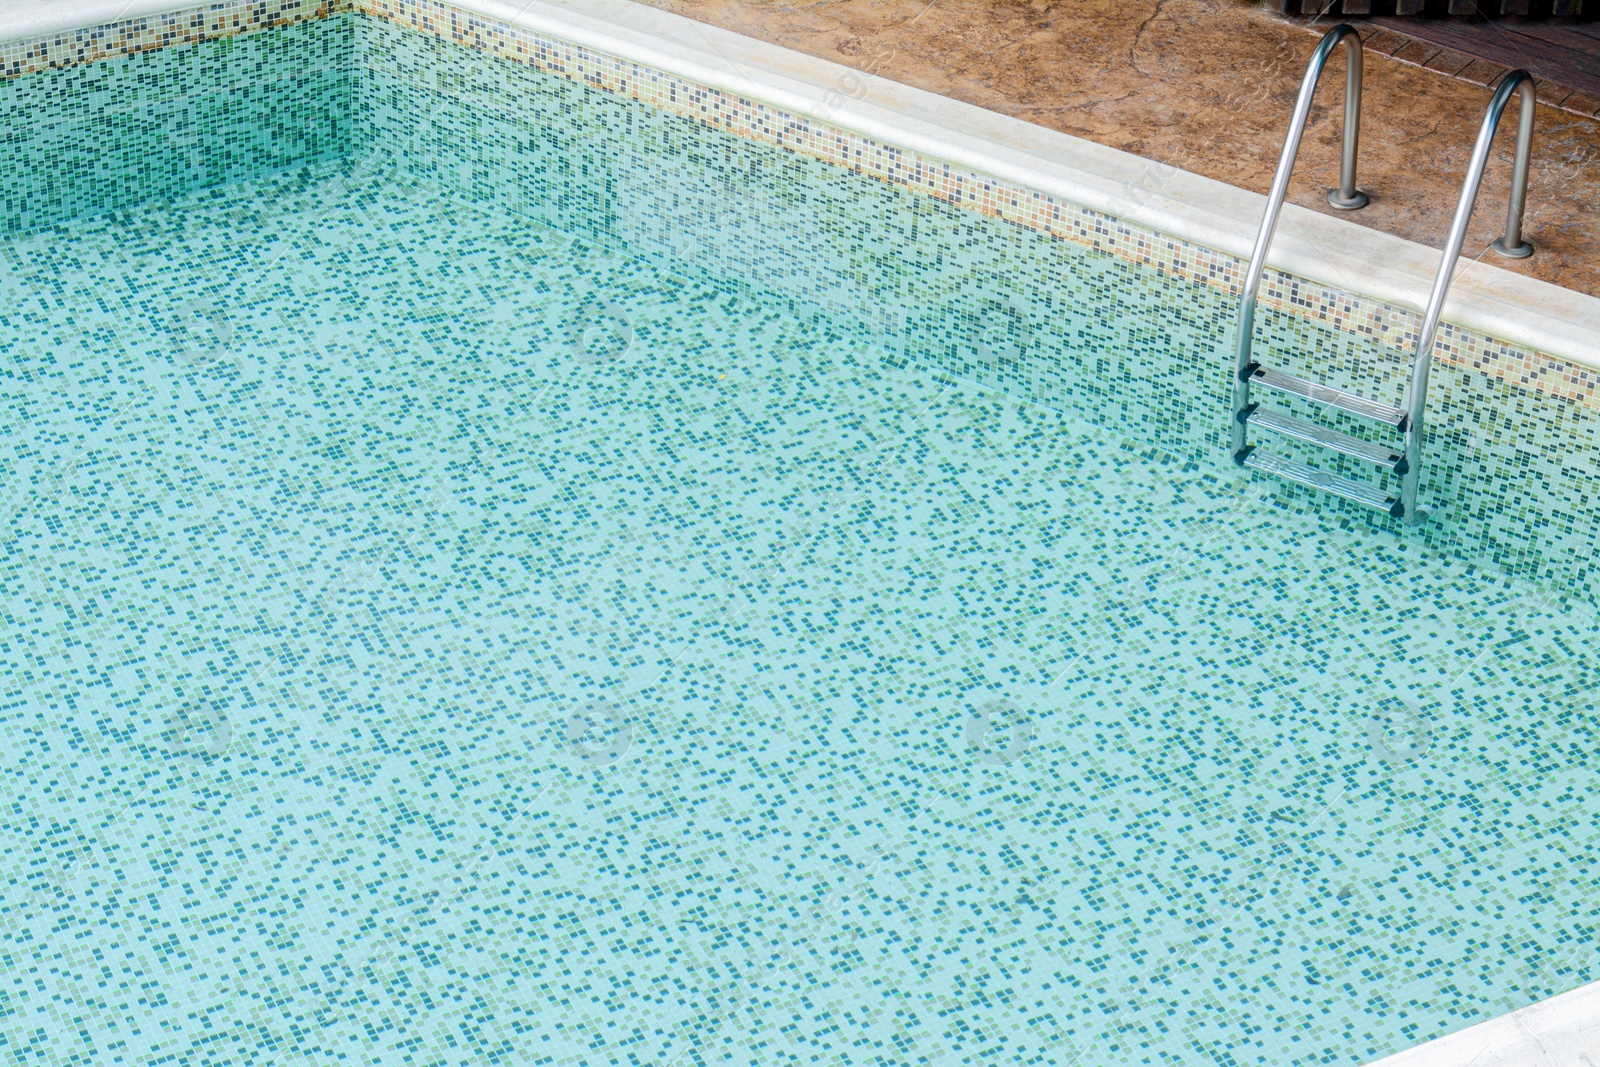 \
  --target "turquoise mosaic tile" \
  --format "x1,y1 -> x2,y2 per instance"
0,14 -> 354,234
347,16 -> 1600,607
1,14 -> 1598,1067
